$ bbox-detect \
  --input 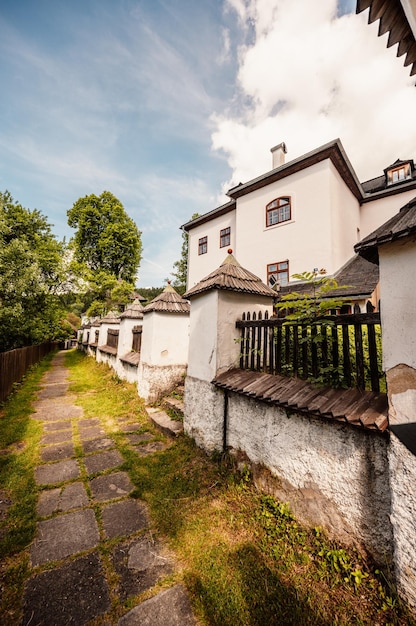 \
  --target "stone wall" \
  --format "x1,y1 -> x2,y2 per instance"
184,376 -> 393,564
